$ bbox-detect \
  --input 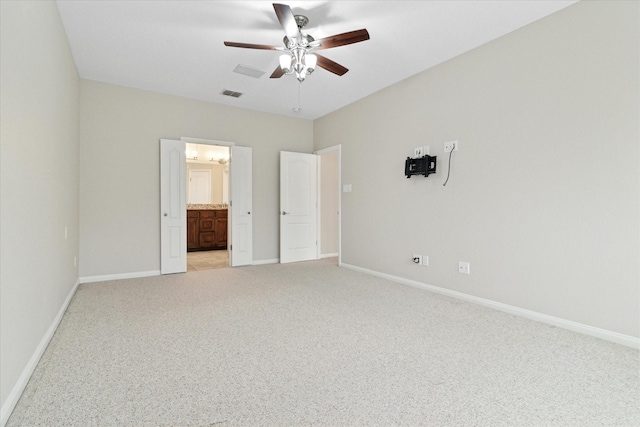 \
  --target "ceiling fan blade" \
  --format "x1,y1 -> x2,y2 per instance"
316,54 -> 349,76
224,41 -> 280,50
270,66 -> 285,78
314,29 -> 370,50
273,3 -> 299,40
